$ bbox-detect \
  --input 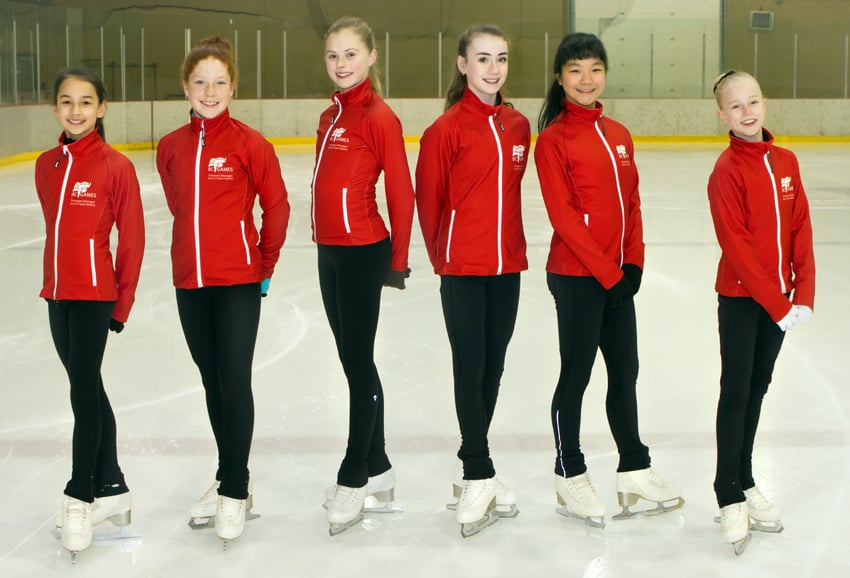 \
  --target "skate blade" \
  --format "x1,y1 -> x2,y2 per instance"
613,497 -> 685,520
460,510 -> 499,538
52,525 -> 141,542
329,512 -> 365,536
732,533 -> 751,556
555,506 -> 606,529
494,504 -> 519,519
750,519 -> 784,533
363,501 -> 404,514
